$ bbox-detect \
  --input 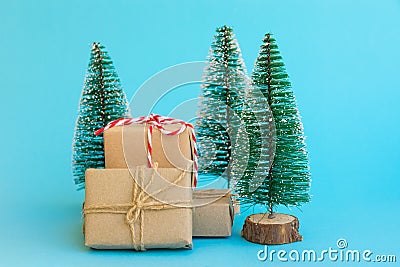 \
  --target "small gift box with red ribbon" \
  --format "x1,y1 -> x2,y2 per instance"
95,114 -> 198,187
